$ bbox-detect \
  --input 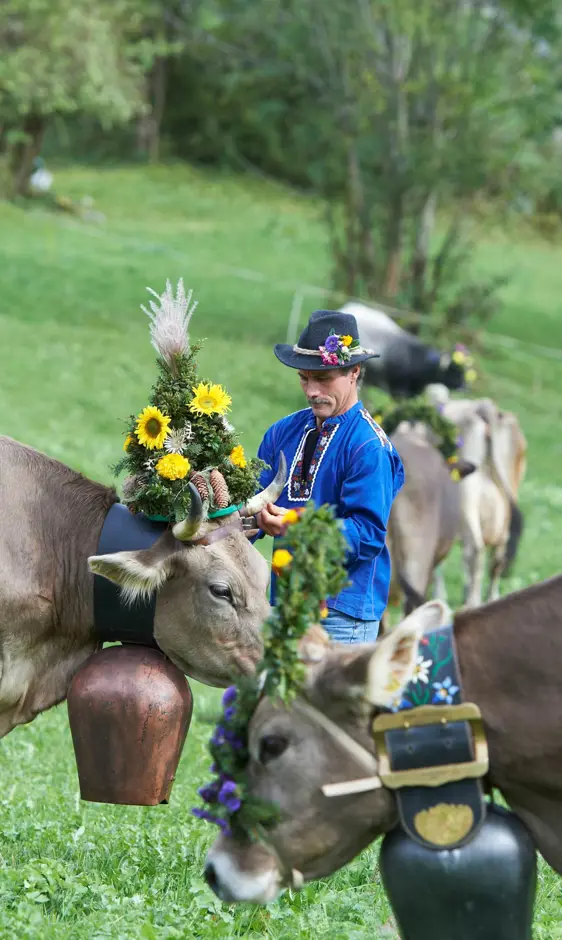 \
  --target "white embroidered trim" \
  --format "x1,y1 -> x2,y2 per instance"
292,344 -> 373,357
288,424 -> 339,502
361,409 -> 393,450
